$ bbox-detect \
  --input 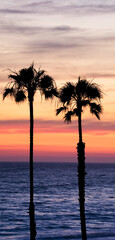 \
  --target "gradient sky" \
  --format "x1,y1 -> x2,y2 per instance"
0,0 -> 115,162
